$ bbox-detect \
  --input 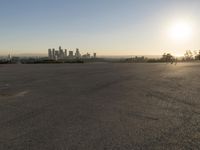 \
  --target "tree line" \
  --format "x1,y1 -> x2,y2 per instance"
125,50 -> 200,63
